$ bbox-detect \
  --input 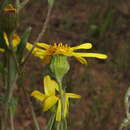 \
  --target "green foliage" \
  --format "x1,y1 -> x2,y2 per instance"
16,27 -> 32,62
0,63 -> 5,74
48,0 -> 54,6
9,97 -> 18,115
56,119 -> 67,130
45,113 -> 56,130
88,10 -> 114,38
0,0 -> 11,10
